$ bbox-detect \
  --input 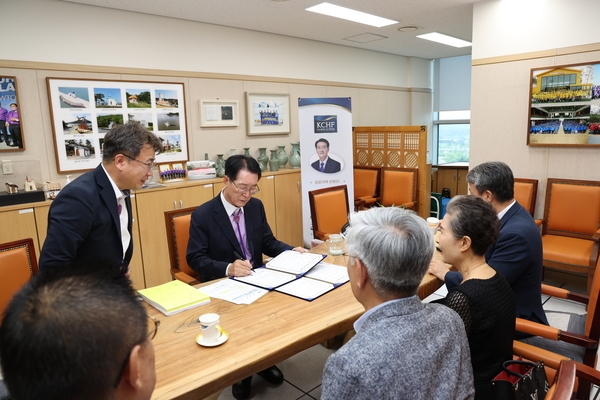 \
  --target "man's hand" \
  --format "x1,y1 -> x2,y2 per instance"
228,259 -> 254,276
428,259 -> 452,281
292,246 -> 308,253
